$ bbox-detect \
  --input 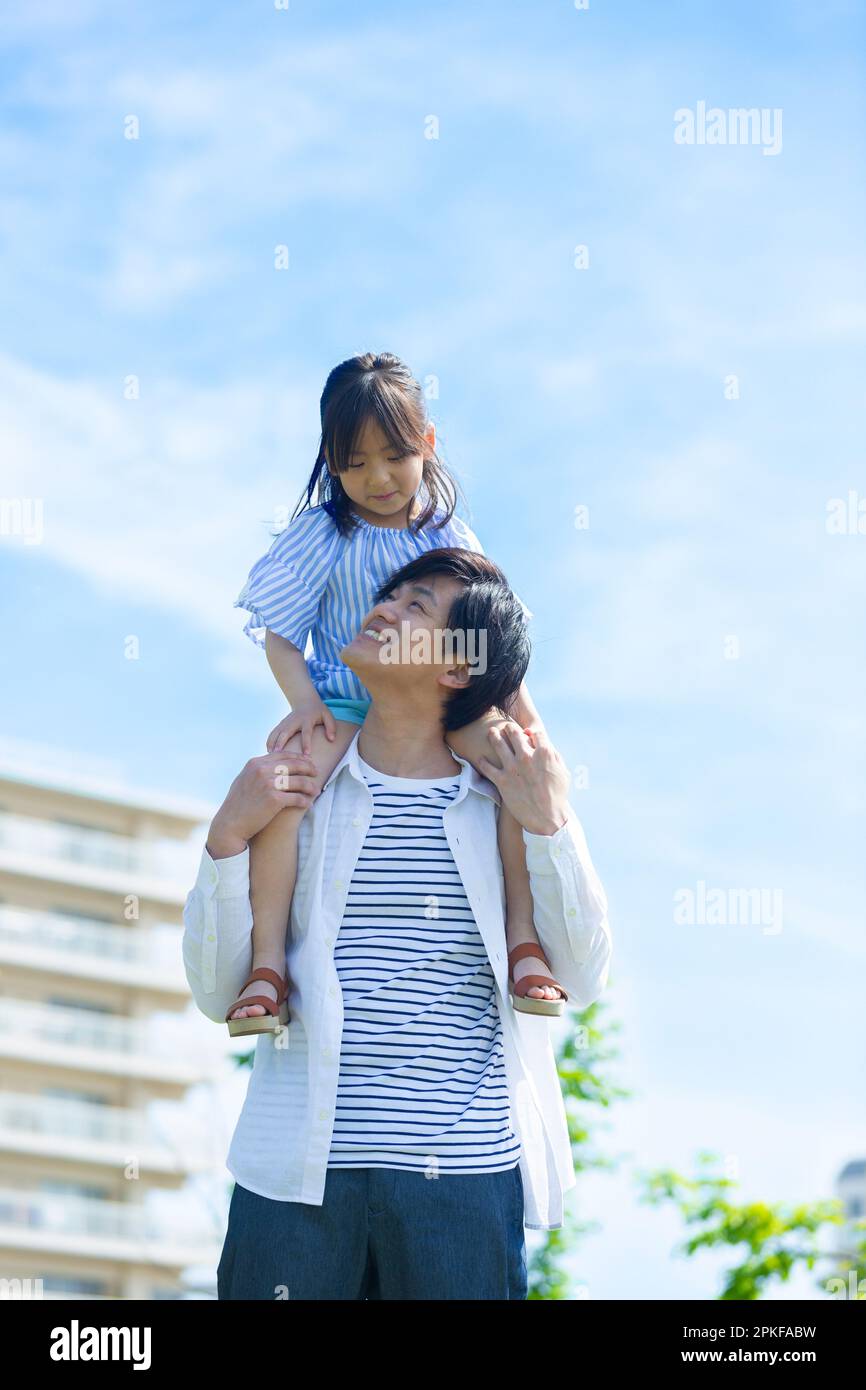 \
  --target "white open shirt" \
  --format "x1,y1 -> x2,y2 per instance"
182,731 -> 613,1230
